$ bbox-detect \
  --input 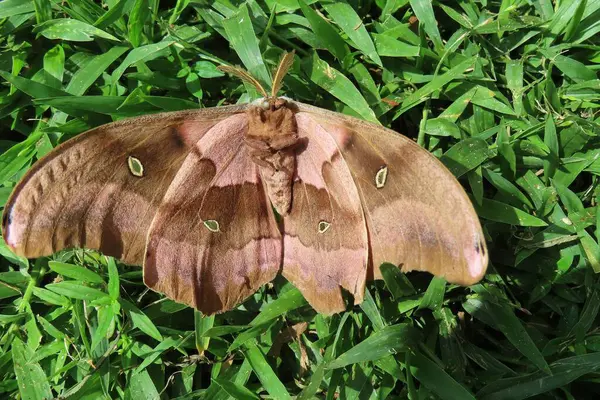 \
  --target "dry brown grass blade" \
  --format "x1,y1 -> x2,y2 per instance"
271,51 -> 295,97
217,65 -> 269,98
